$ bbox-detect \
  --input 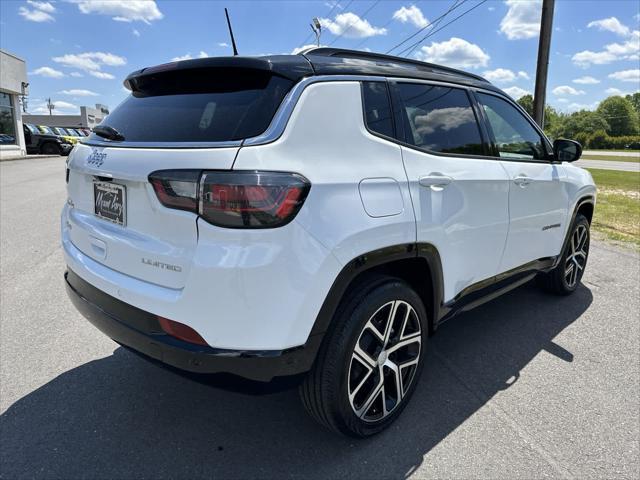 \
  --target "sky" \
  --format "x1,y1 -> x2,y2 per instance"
1,0 -> 639,116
